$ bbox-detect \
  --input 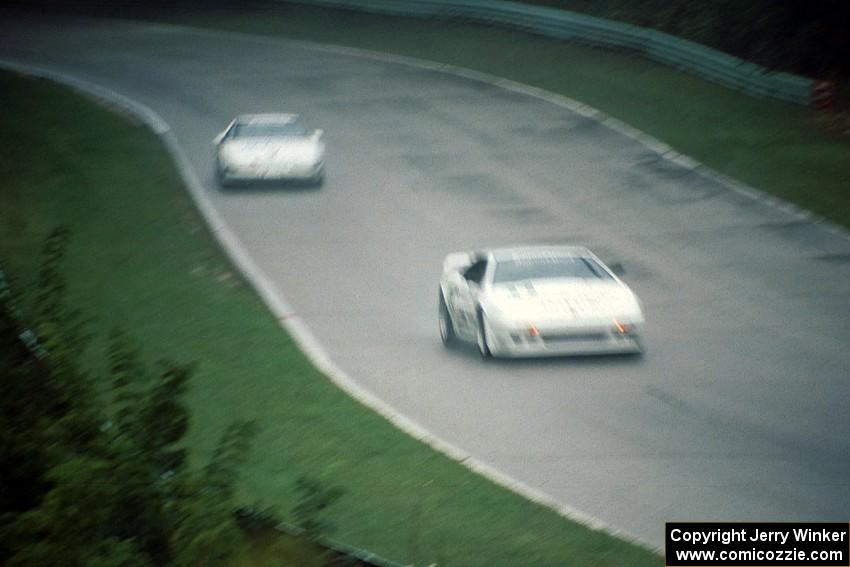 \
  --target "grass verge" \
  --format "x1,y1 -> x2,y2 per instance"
0,71 -> 659,566
101,2 -> 850,229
